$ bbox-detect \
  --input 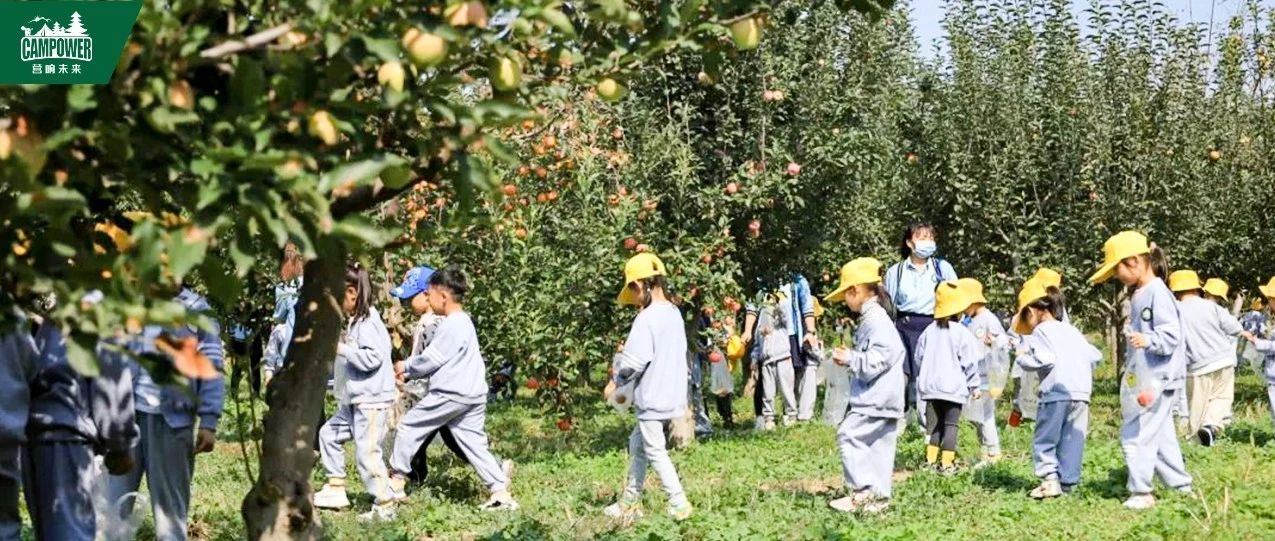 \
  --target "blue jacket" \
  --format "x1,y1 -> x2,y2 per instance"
1015,320 -> 1101,403
131,289 -> 226,432
842,298 -> 907,418
915,321 -> 981,403
29,322 -> 137,454
0,317 -> 37,448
